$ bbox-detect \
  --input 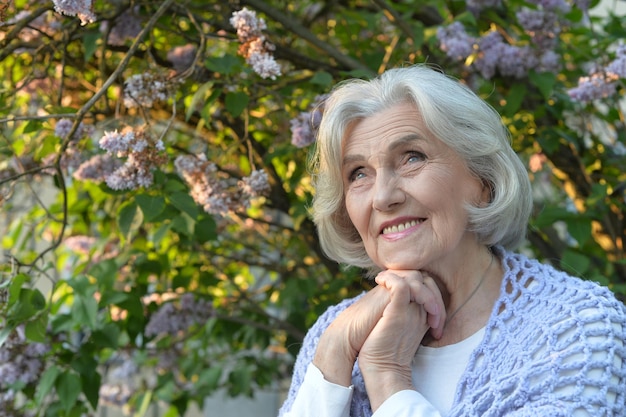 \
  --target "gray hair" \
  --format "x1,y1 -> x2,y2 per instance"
311,65 -> 532,270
